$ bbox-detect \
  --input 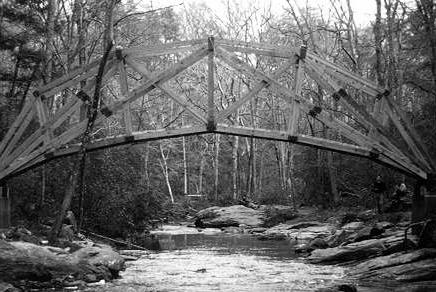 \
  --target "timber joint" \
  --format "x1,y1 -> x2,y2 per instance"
376,89 -> 390,100
206,120 -> 216,132
208,36 -> 215,52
